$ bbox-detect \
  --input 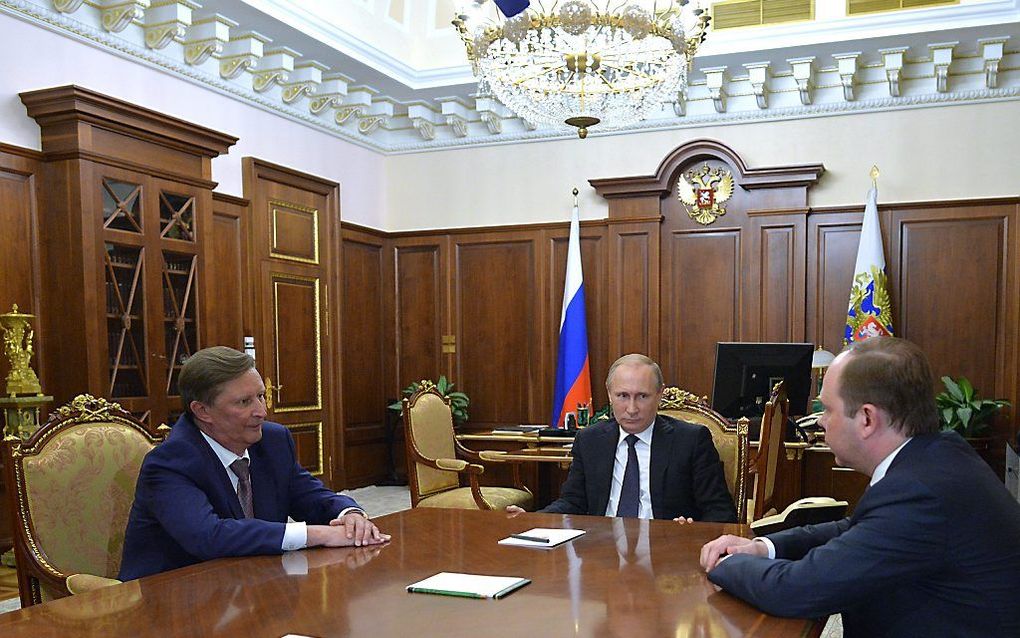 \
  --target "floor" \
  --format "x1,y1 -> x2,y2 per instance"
0,485 -> 841,636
